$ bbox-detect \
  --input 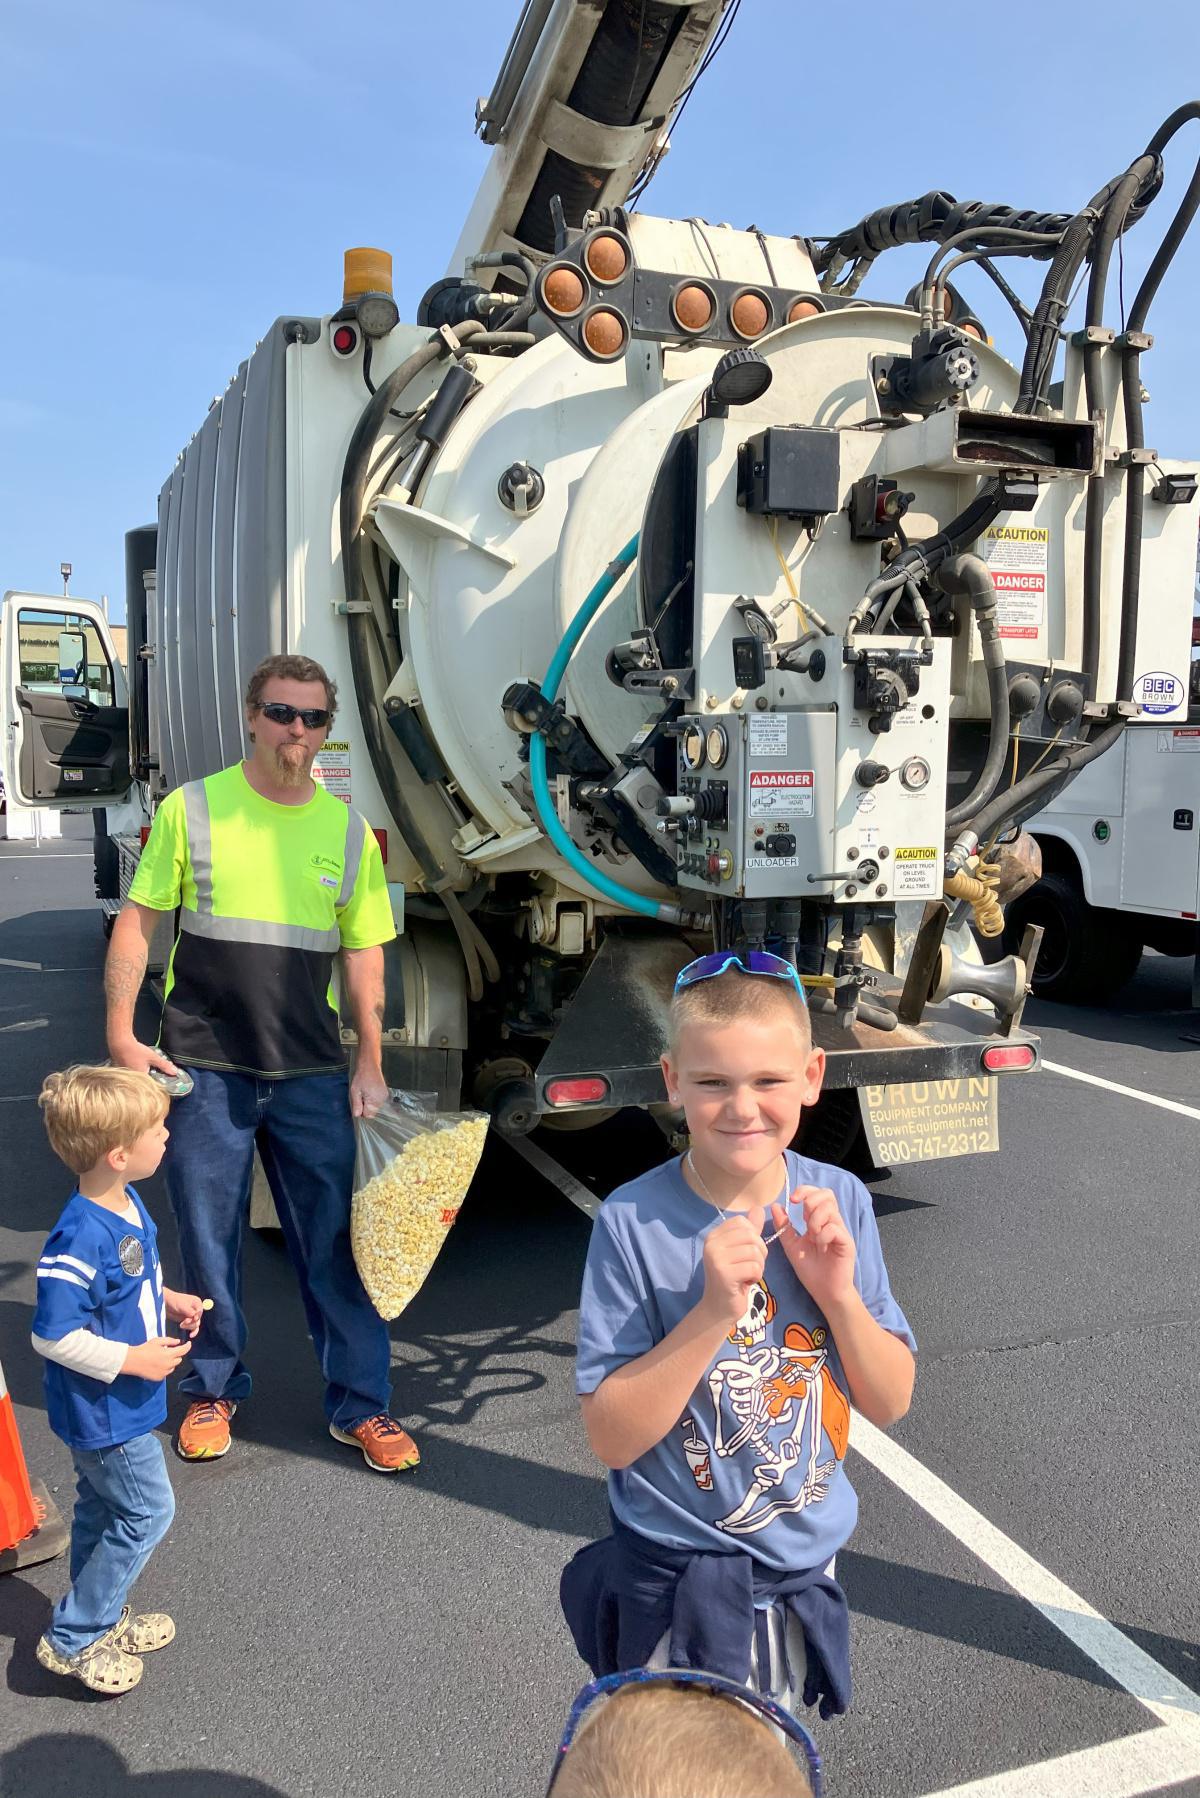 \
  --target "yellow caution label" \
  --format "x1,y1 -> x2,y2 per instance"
895,846 -> 937,861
